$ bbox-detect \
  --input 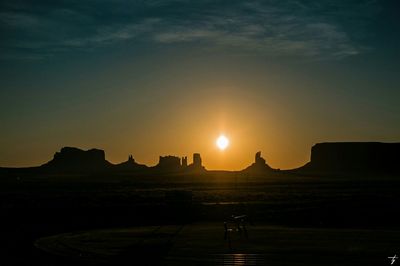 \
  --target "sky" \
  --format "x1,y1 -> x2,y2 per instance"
0,0 -> 399,170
